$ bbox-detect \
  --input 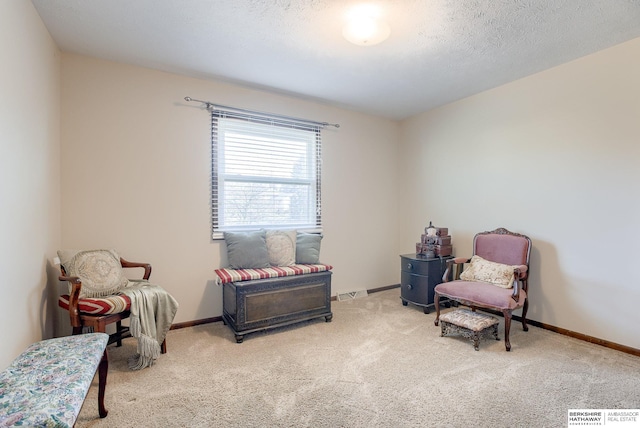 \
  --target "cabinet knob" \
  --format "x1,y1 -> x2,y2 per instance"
406,263 -> 413,270
406,284 -> 413,290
